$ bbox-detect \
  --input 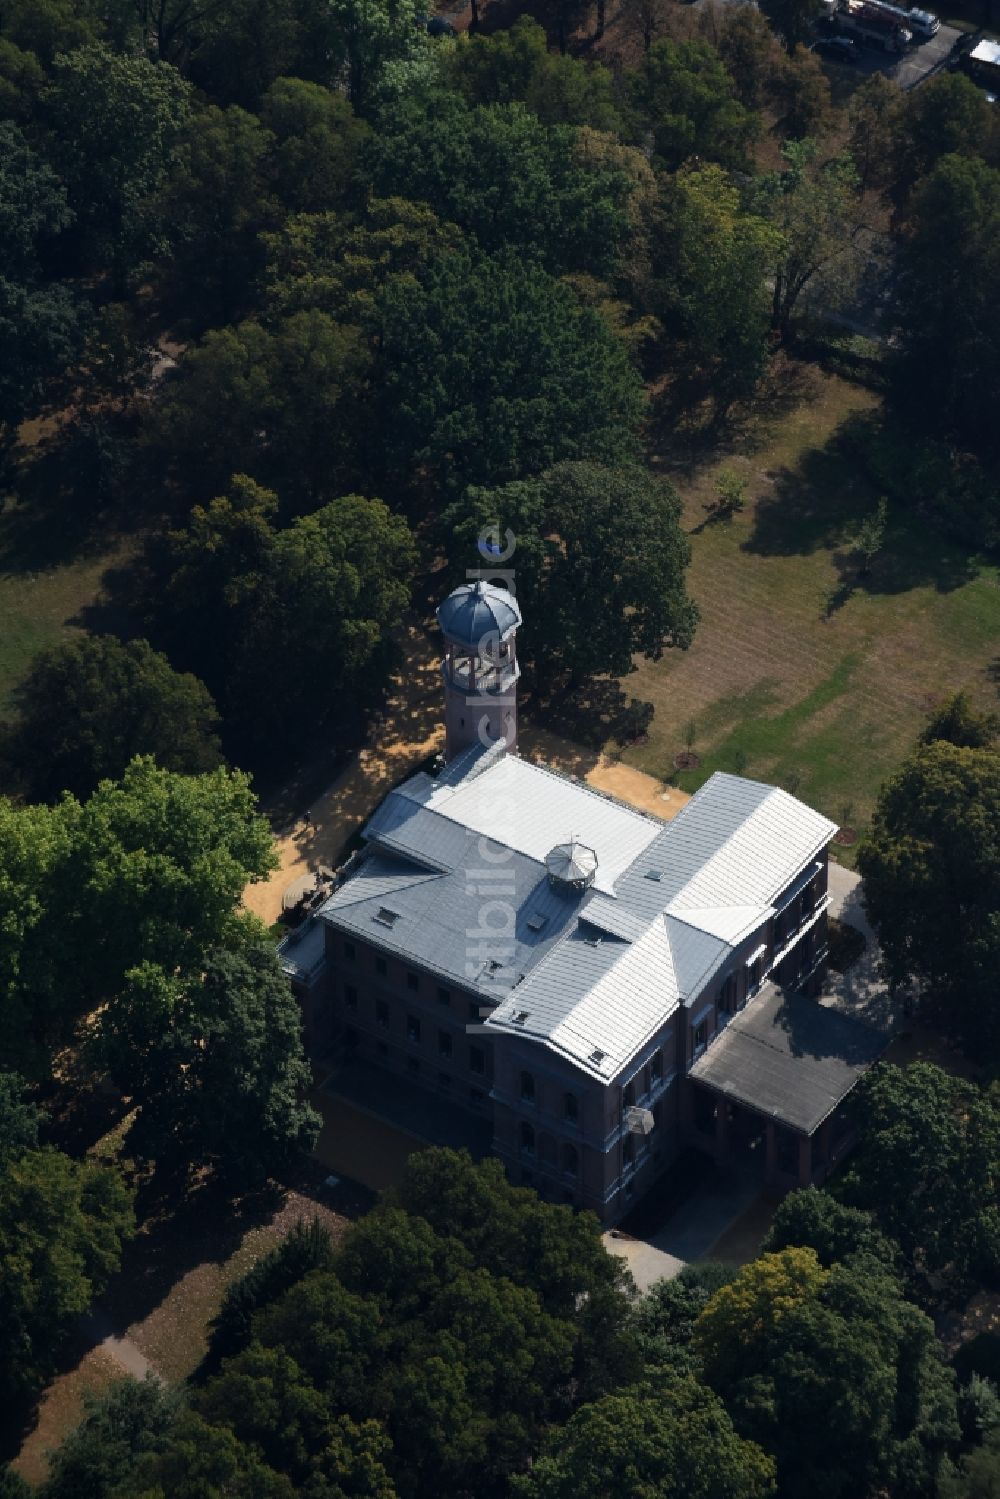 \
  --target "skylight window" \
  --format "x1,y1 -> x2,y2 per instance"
373,907 -> 401,927
644,869 -> 663,882
514,1010 -> 530,1023
526,914 -> 548,932
589,1048 -> 606,1065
